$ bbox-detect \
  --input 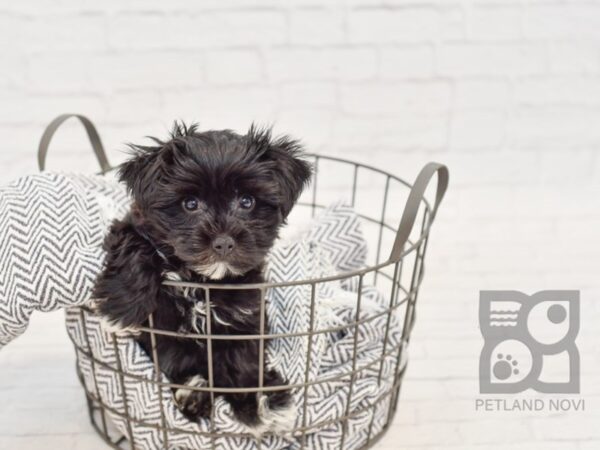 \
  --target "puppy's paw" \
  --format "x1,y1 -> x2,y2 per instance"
97,311 -> 141,336
175,375 -> 212,420
258,390 -> 296,436
87,298 -> 102,313
91,298 -> 142,336
241,390 -> 295,438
